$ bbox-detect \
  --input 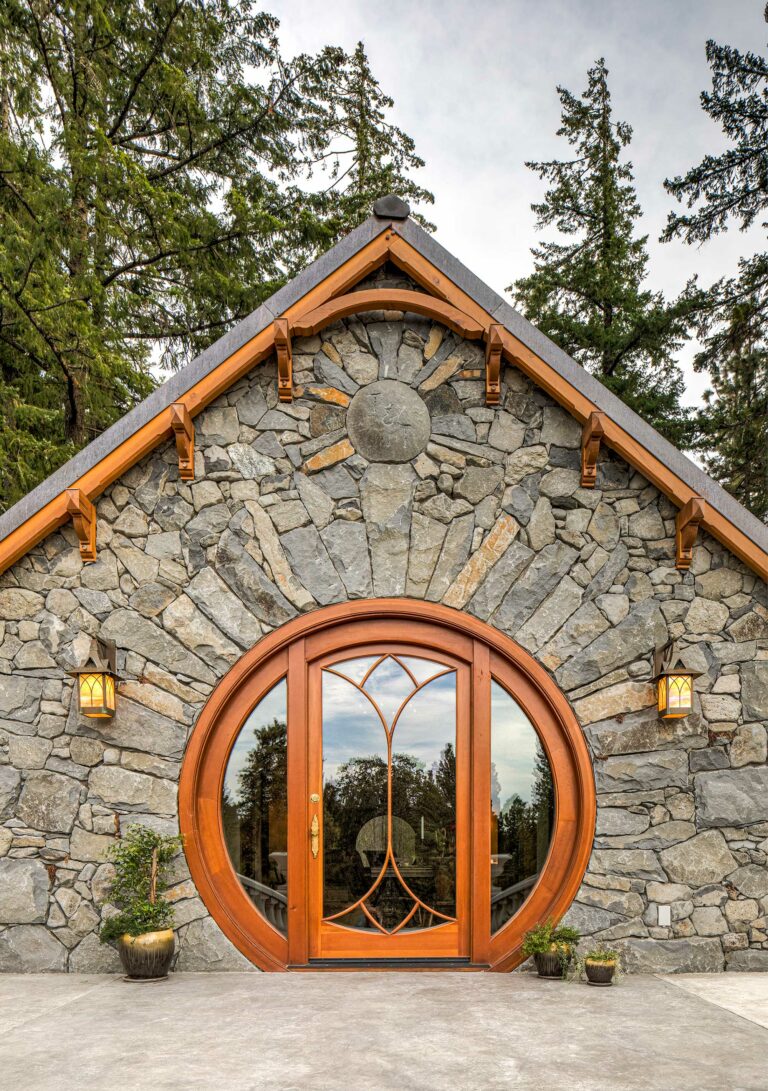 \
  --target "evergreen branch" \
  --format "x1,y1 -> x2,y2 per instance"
106,1 -> 185,140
